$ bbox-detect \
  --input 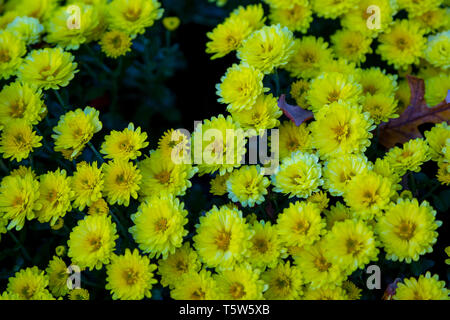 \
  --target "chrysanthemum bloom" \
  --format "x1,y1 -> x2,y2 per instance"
209,172 -> 231,196
272,152 -> 323,199
88,198 -> 109,215
157,243 -> 201,288
284,36 -> 333,79
216,64 -> 267,112
306,190 -> 329,211
193,205 -> 252,270
100,123 -> 148,160
102,159 -> 141,206
384,138 -> 431,176
170,269 -> 217,300
290,80 -> 310,108
6,16 -> 44,45
55,245 -> 66,258
269,2 -> 312,33
312,0 -> 358,19
230,94 -> 282,133
393,272 -> 449,300
437,162 -> 450,186
68,288 -> 90,300
261,261 -> 303,300
45,3 -> 103,50
344,171 -> 394,220
278,121 -> 312,159
238,24 -> 296,75
356,67 -> 398,97
303,286 -> 348,300
9,0 -> 58,21
424,122 -> 450,162
341,0 -> 398,37
71,161 -> 104,210
264,0 -> 308,9
0,81 -> 46,127
46,256 -> 69,298
376,198 -> 441,263
247,221 -> 286,269
226,165 -> 269,207
138,149 -> 197,199
228,4 -> 266,31
310,102 -> 375,159
107,0 -> 164,38
0,119 -> 42,162
324,202 -> 353,230
322,154 -> 371,196
323,219 -> 379,274
424,73 -> 450,106
307,72 -> 363,113
68,214 -> 118,270
206,17 -> 252,60
105,249 -> 158,300
294,240 -> 346,289
157,128 -> 191,160
412,8 -> 448,34
213,264 -> 266,300
191,115 -> 247,176
331,30 -> 372,65
18,48 -> 79,90
35,169 -> 74,226
362,94 -> 399,124
130,196 -> 188,259
7,267 -> 54,300
276,201 -> 325,248
377,20 -> 426,70
0,31 -> 26,80
100,29 -> 132,59
398,0 -> 443,17
341,281 -> 362,300
0,173 -> 41,231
